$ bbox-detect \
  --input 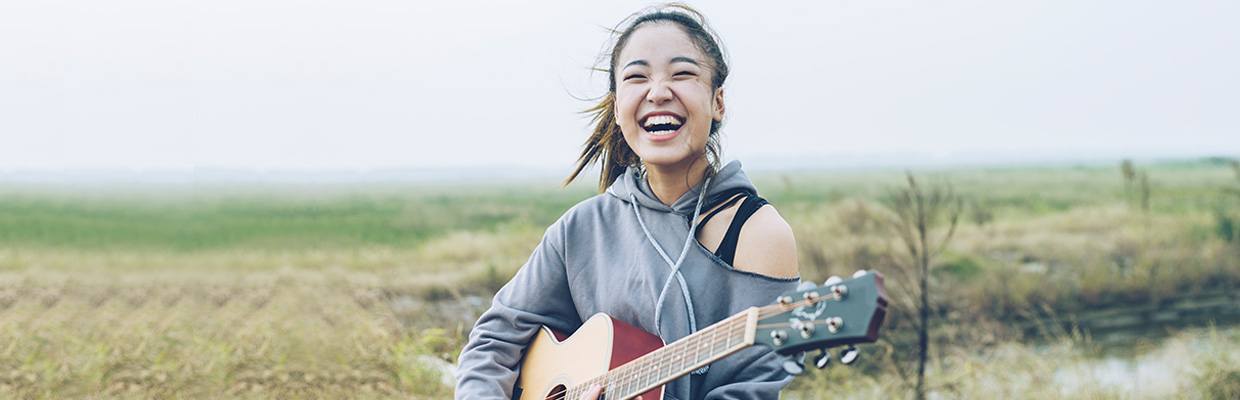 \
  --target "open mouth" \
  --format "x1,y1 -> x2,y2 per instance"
641,115 -> 684,136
